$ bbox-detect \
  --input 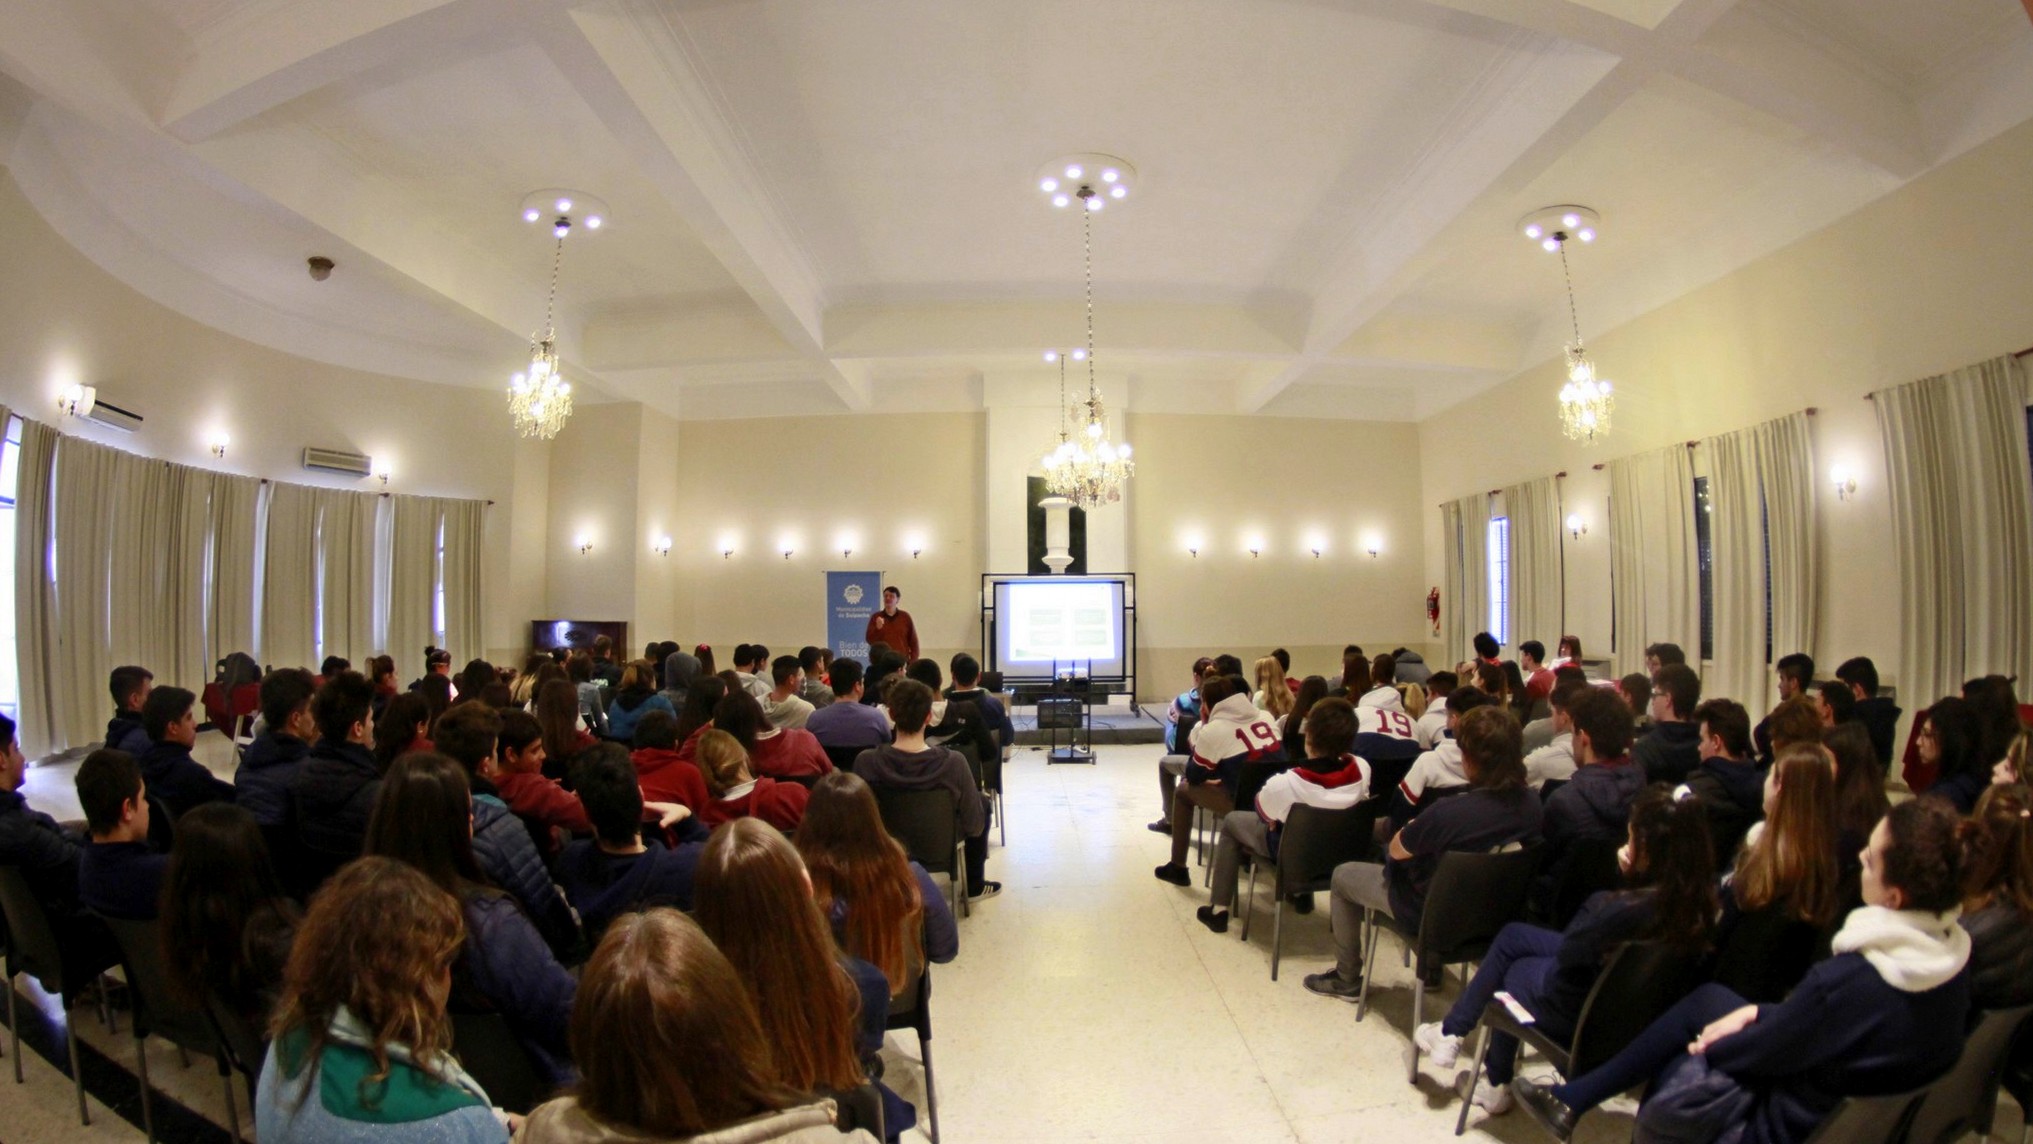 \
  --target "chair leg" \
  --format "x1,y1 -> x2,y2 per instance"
9,971 -> 21,1084
1455,1025 -> 1494,1136
920,1033 -> 940,1144
137,1035 -> 156,1142
1409,979 -> 1425,1083
68,1010 -> 90,1125
1271,896 -> 1285,982
1240,863 -> 1258,941
996,791 -> 1005,848
221,1055 -> 244,1144
1357,909 -> 1381,1022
